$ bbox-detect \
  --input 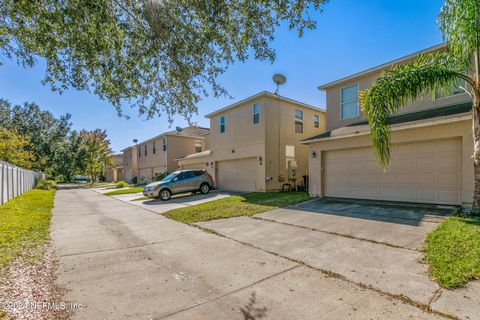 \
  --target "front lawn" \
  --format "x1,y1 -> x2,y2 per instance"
0,189 -> 55,269
425,216 -> 480,288
164,192 -> 310,224
104,187 -> 144,196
